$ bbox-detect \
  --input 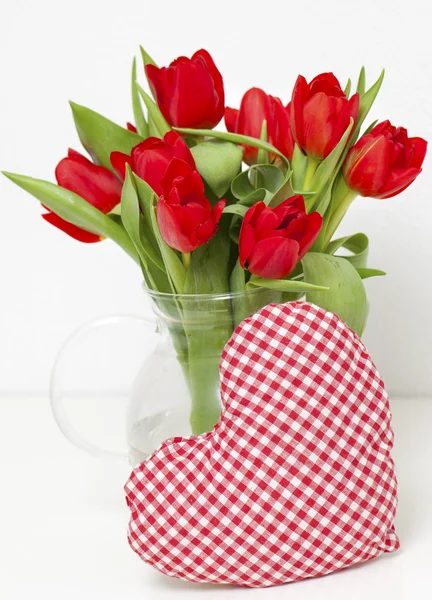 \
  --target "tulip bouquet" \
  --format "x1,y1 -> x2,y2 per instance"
3,48 -> 426,435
